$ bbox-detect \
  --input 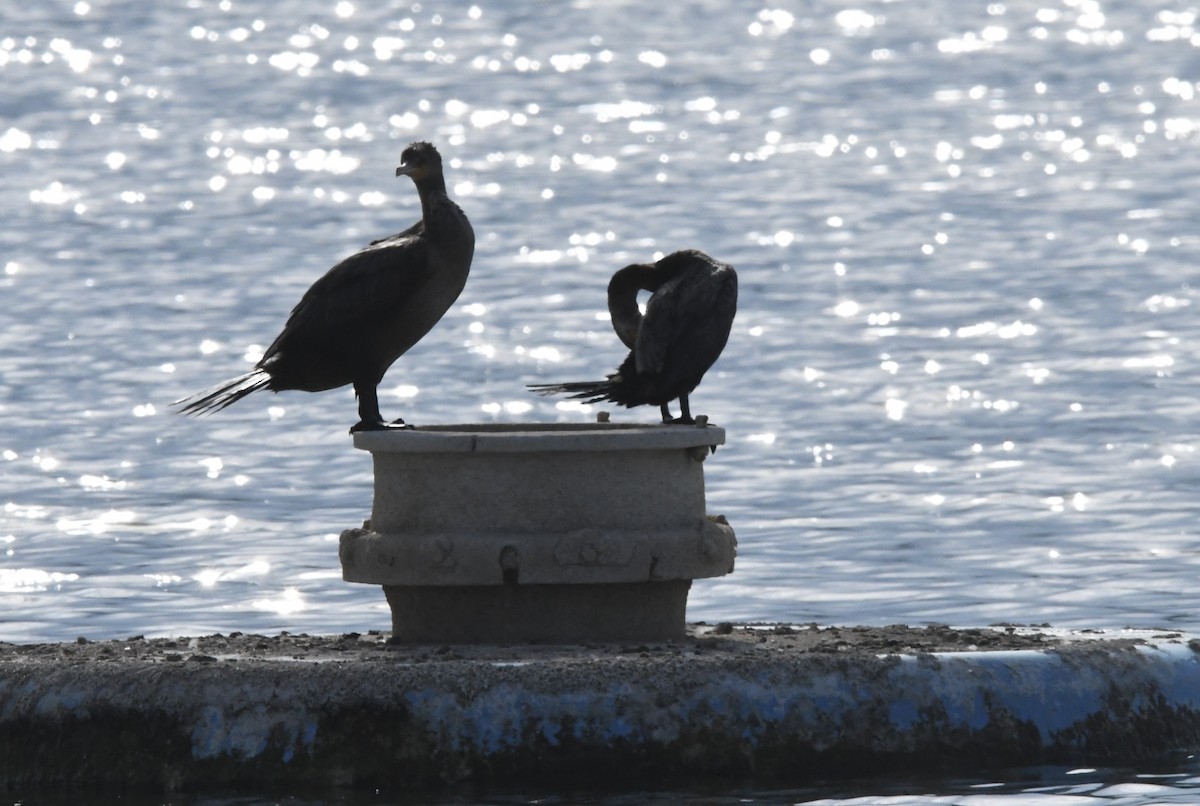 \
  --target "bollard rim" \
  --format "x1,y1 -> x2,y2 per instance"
352,421 -> 726,453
